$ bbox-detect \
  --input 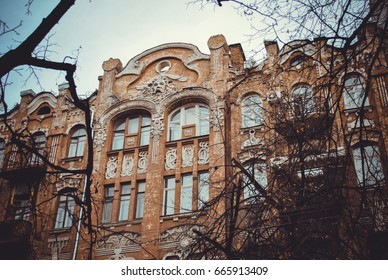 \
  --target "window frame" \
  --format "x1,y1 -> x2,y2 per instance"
242,161 -> 268,204
343,74 -> 369,110
102,185 -> 115,224
135,181 -> 146,219
163,177 -> 176,216
111,113 -> 151,150
68,127 -> 86,158
118,183 -> 131,221
291,84 -> 315,116
55,195 -> 75,229
352,143 -> 385,187
241,94 -> 263,128
167,104 -> 209,141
